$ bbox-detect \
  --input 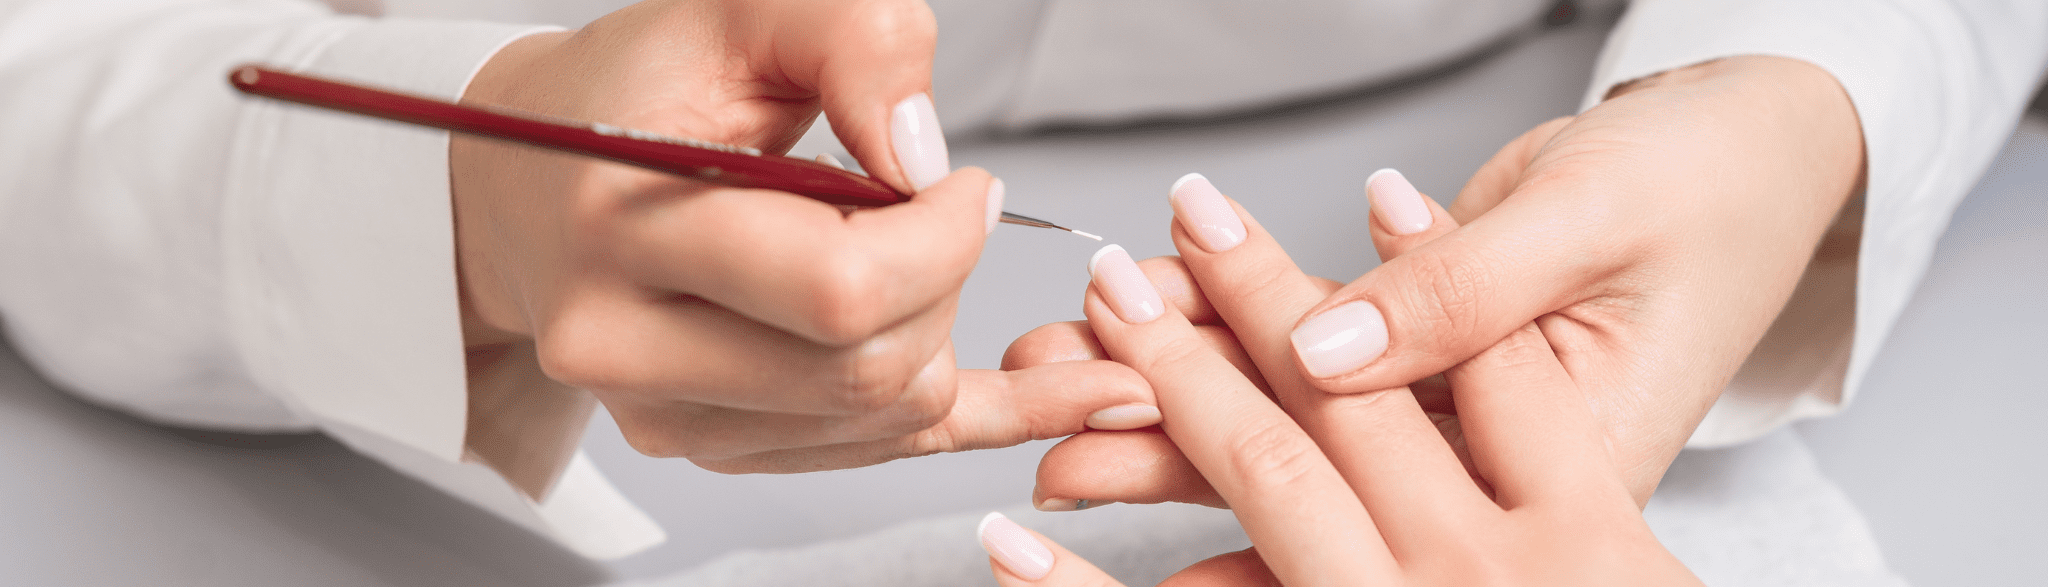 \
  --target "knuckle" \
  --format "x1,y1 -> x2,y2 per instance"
822,339 -> 928,413
804,255 -> 890,344
1223,420 -> 1325,498
844,0 -> 936,50
1392,250 -> 1495,349
1001,321 -> 1102,370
